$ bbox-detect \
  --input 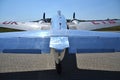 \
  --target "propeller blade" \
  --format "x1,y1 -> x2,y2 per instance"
43,12 -> 45,20
73,12 -> 75,19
